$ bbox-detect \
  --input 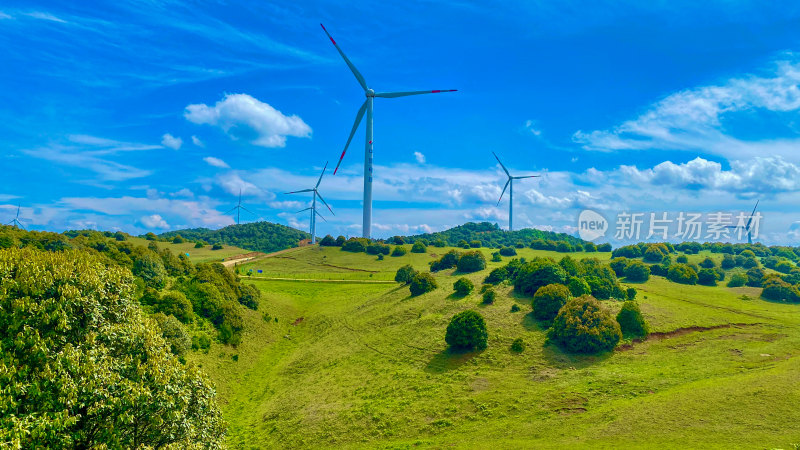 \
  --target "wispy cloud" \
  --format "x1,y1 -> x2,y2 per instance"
414,151 -> 426,164
573,56 -> 800,160
24,11 -> 66,23
161,133 -> 182,150
203,156 -> 230,168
